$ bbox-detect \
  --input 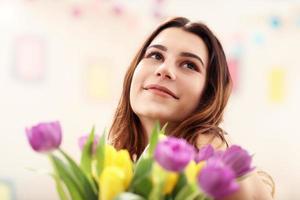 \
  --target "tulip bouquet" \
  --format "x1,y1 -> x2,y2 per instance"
26,121 -> 255,200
